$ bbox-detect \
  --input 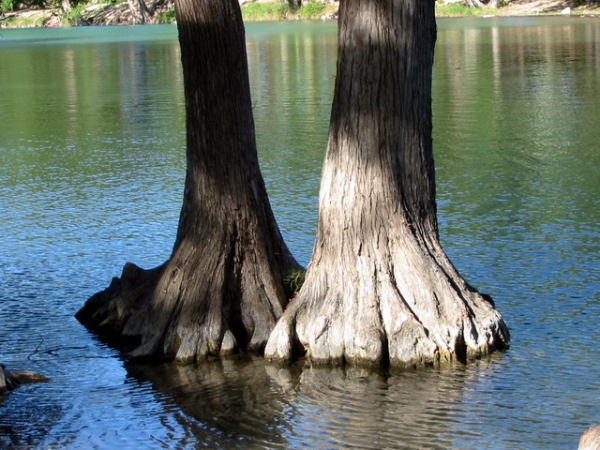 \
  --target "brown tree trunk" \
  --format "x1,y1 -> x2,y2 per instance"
265,0 -> 509,368
76,0 -> 299,362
